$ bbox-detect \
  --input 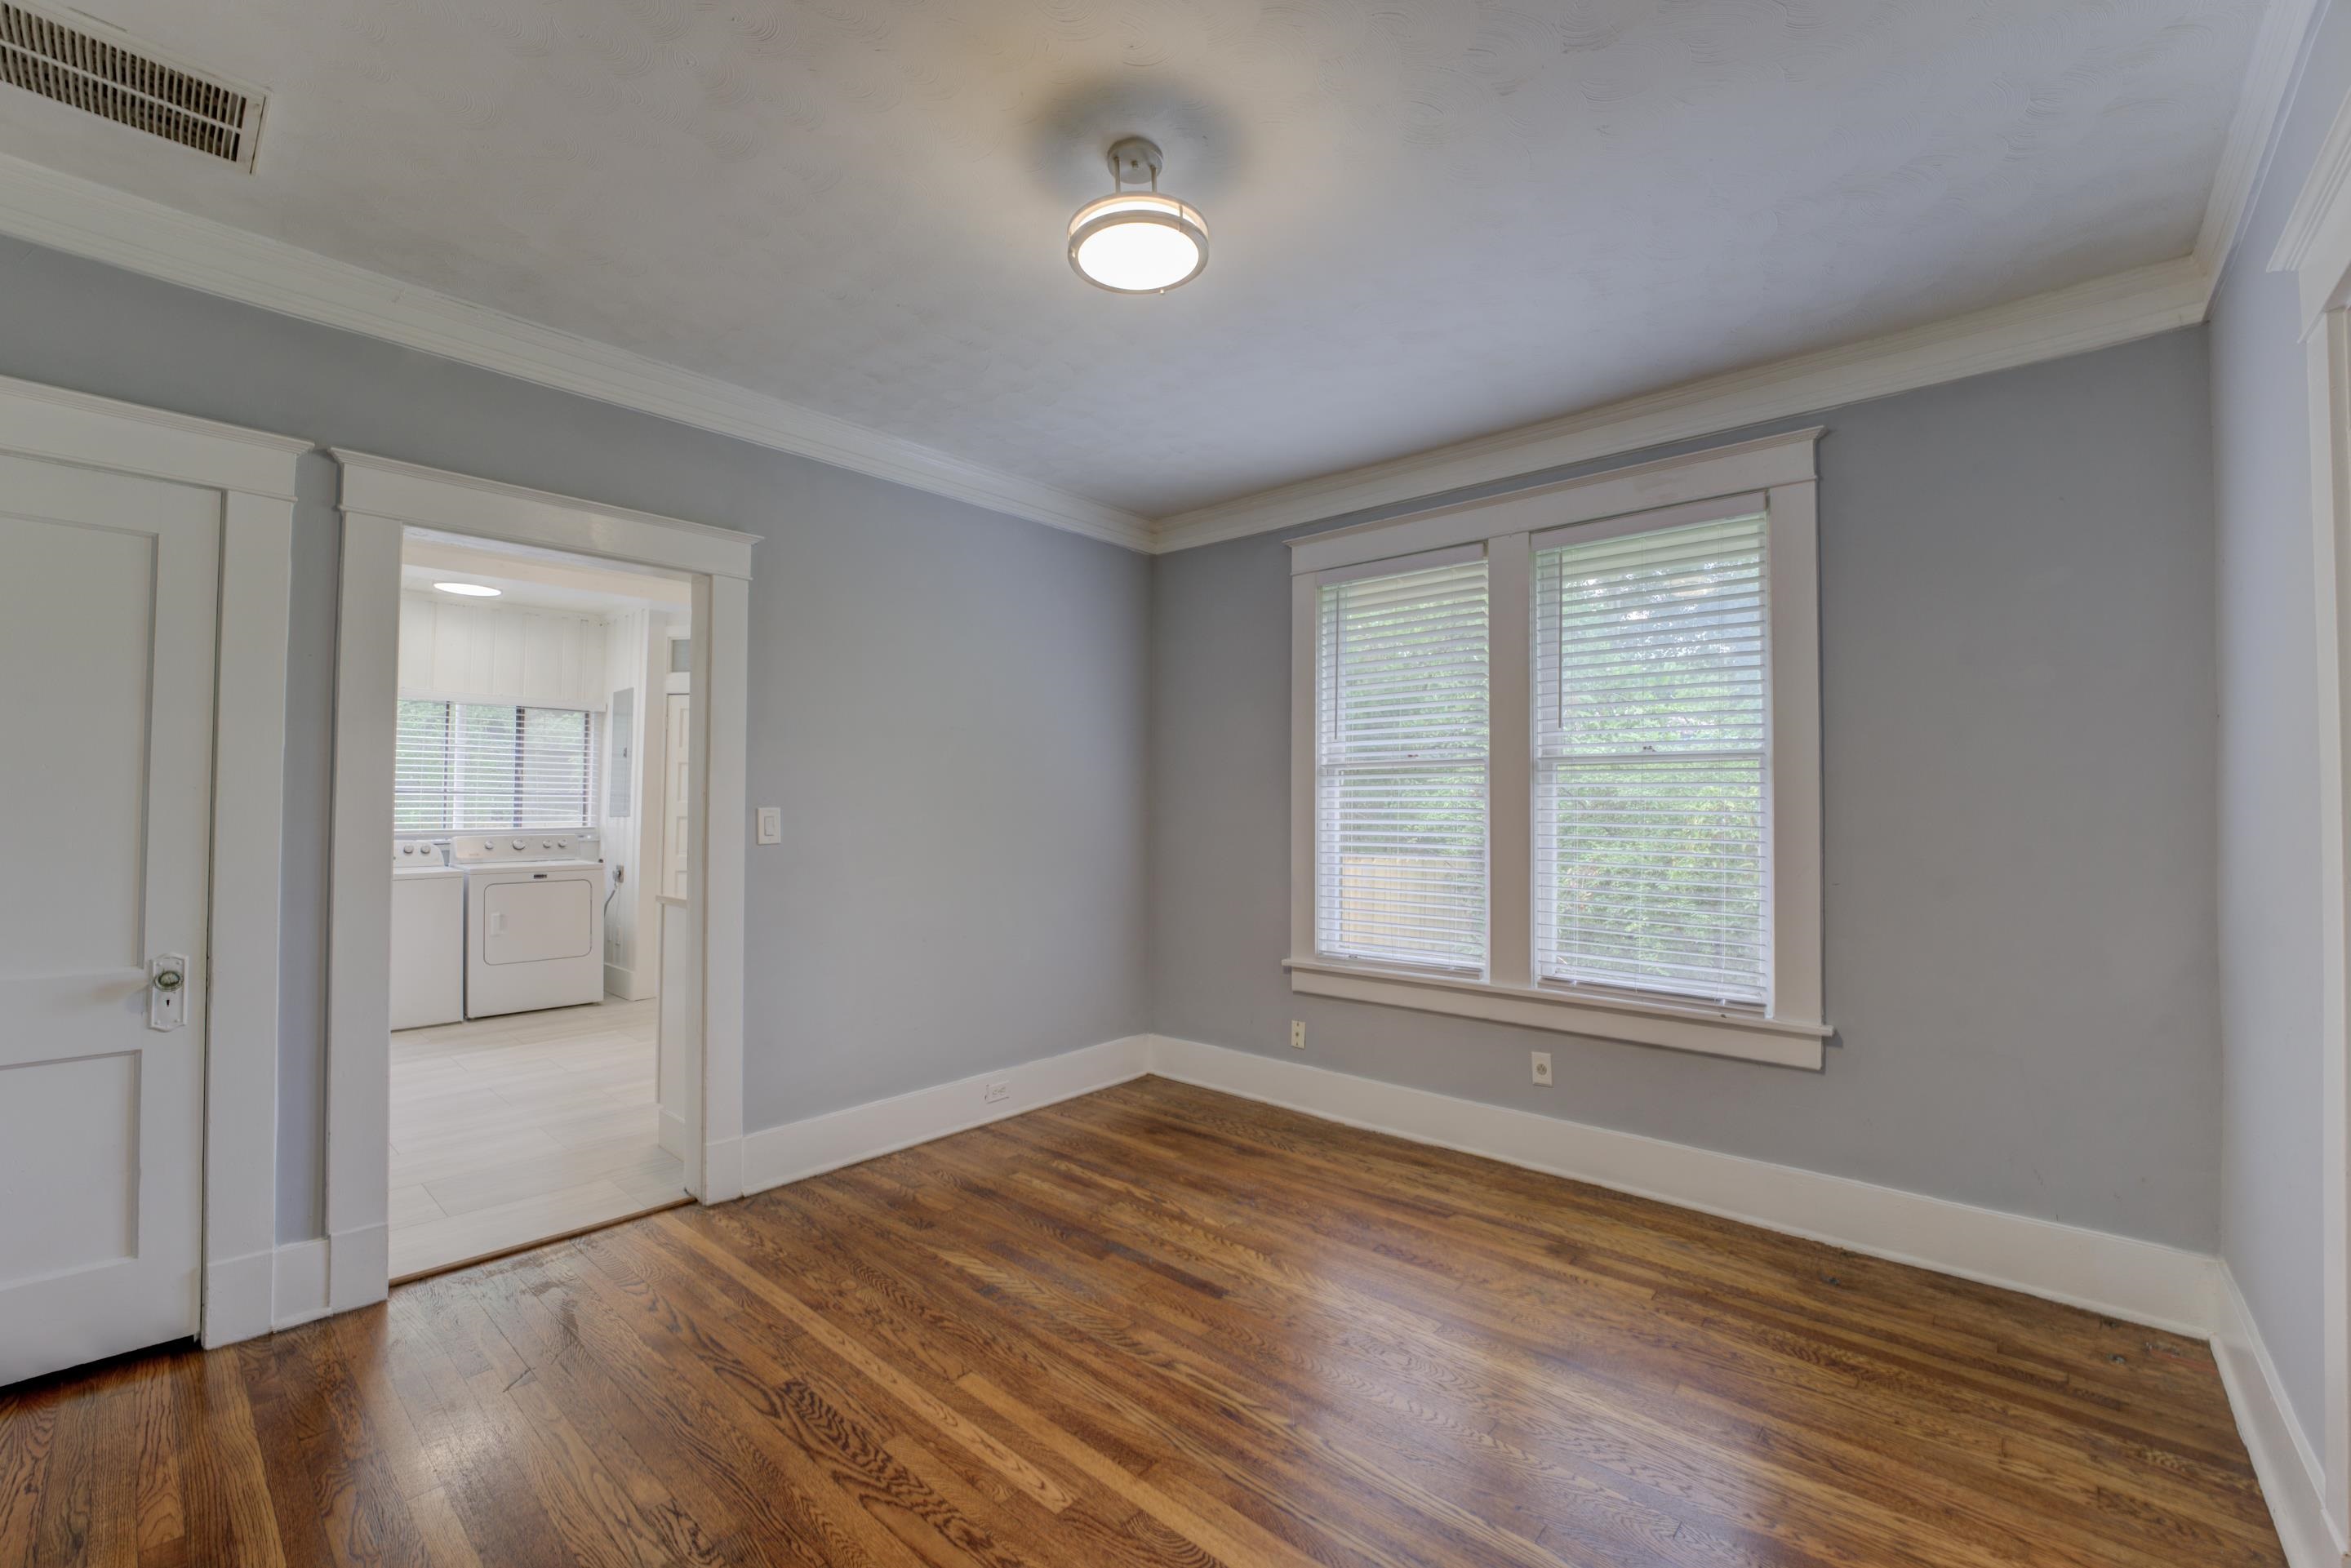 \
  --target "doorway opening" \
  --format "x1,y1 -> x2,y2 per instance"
385,529 -> 696,1281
